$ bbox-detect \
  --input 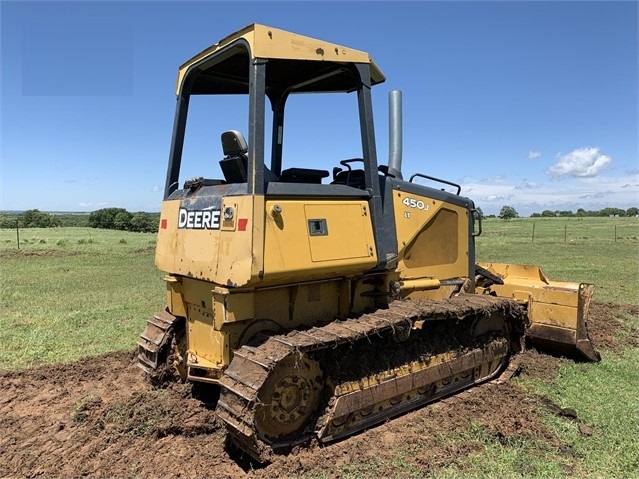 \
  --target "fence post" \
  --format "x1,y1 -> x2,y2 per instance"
532,221 -> 535,243
615,224 -> 617,242
565,223 -> 567,243
16,218 -> 20,250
